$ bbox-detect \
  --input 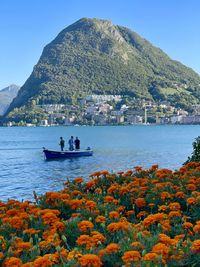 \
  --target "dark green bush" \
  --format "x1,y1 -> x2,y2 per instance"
184,136 -> 200,164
